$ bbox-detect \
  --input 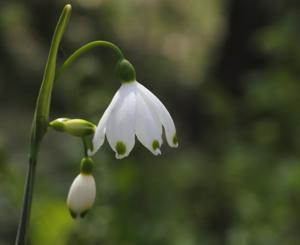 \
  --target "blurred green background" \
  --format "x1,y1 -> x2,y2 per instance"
1,0 -> 300,244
